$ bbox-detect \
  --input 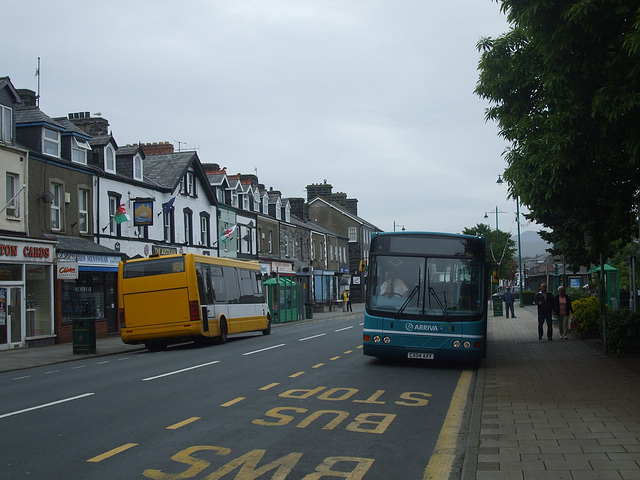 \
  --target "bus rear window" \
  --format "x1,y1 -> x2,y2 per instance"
123,257 -> 185,279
